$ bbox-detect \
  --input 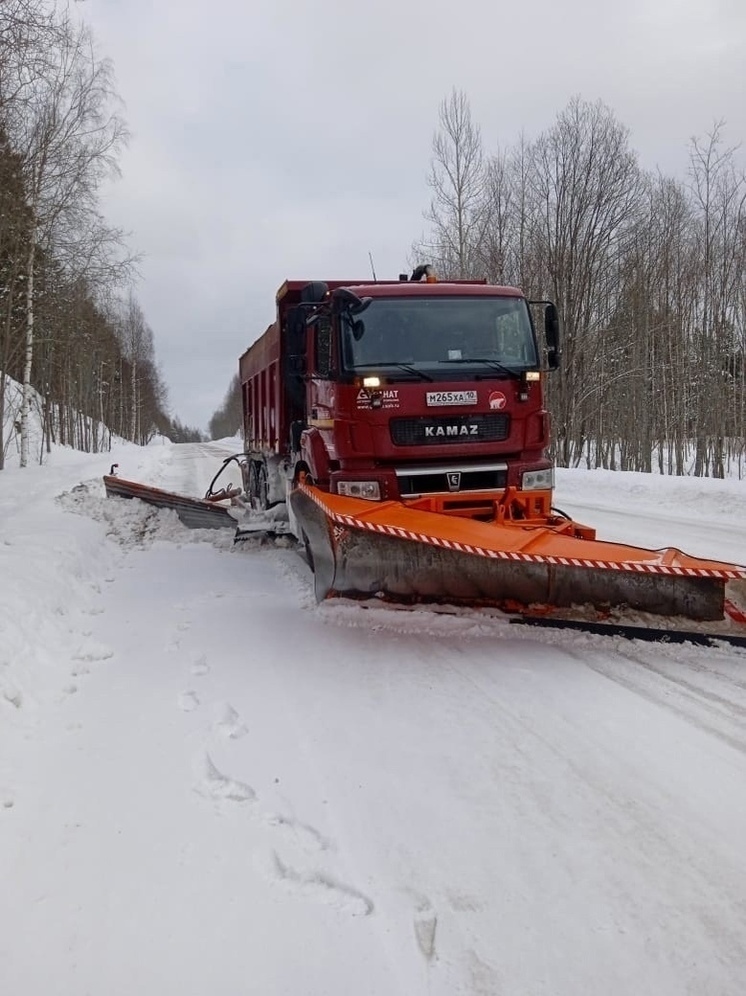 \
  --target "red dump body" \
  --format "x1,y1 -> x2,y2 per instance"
238,321 -> 281,454
239,277 -> 553,511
